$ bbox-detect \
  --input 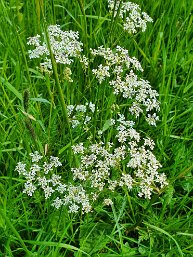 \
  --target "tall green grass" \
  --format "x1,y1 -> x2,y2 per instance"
0,0 -> 193,256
